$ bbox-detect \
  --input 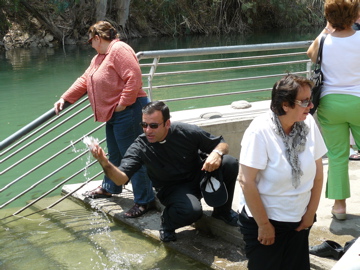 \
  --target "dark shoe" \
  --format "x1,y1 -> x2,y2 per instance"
83,186 -> 112,199
344,238 -> 358,253
124,202 -> 155,218
211,209 -> 240,227
309,240 -> 344,260
159,229 -> 177,242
